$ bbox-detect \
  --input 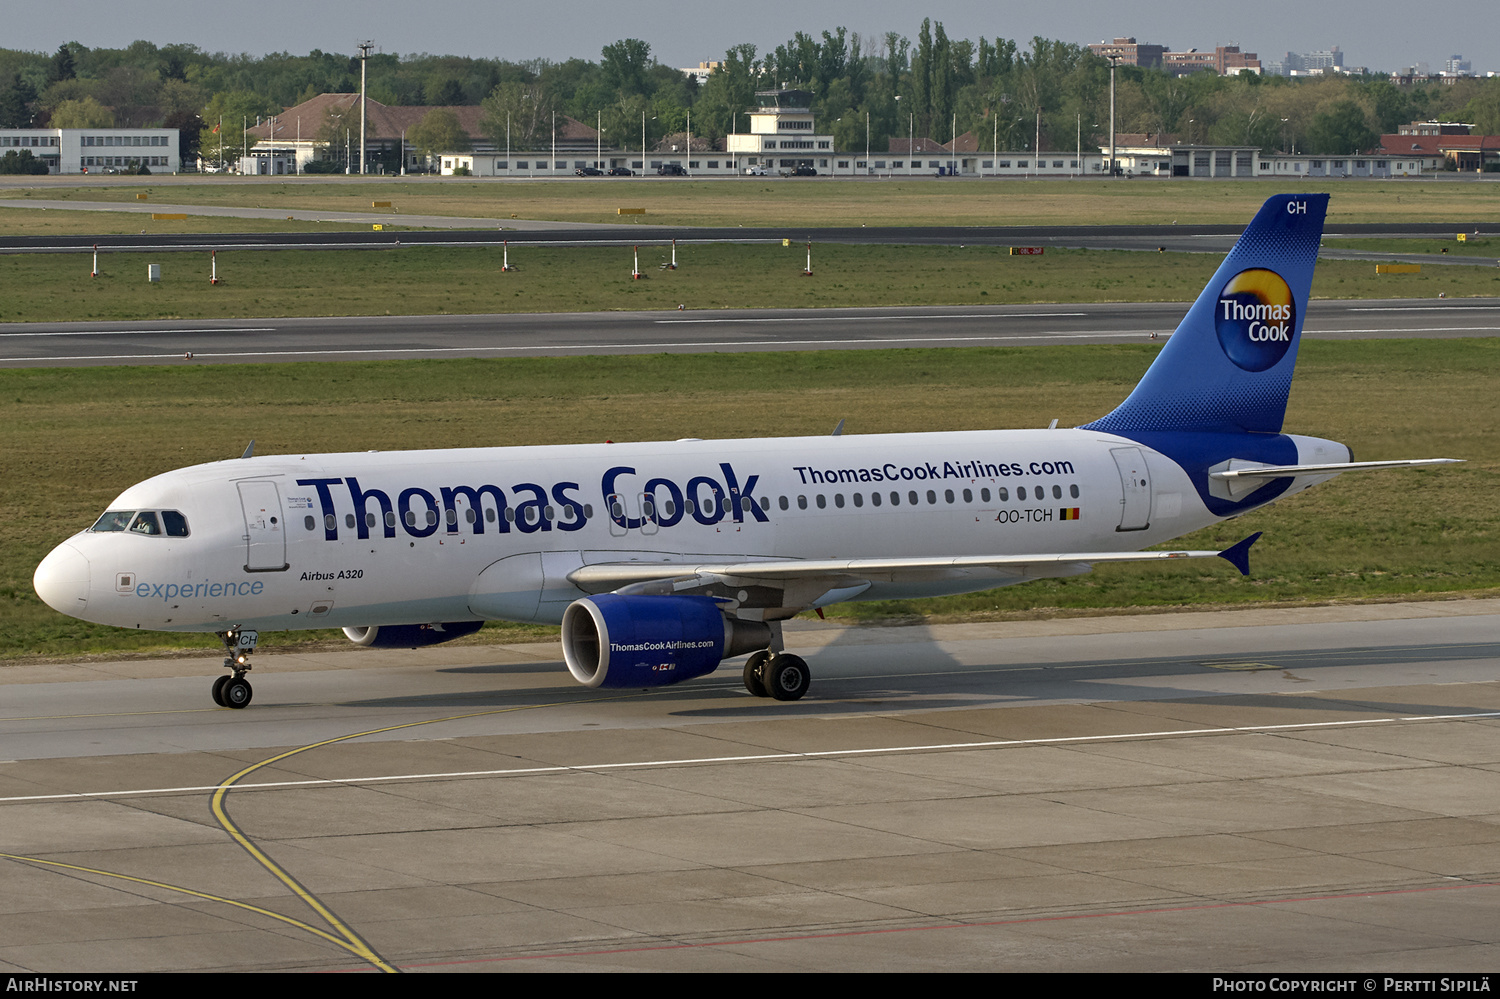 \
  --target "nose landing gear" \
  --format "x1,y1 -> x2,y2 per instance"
213,628 -> 258,708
